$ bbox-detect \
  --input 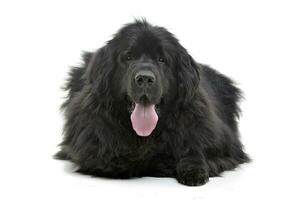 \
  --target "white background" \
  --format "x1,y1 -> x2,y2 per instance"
0,0 -> 299,199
